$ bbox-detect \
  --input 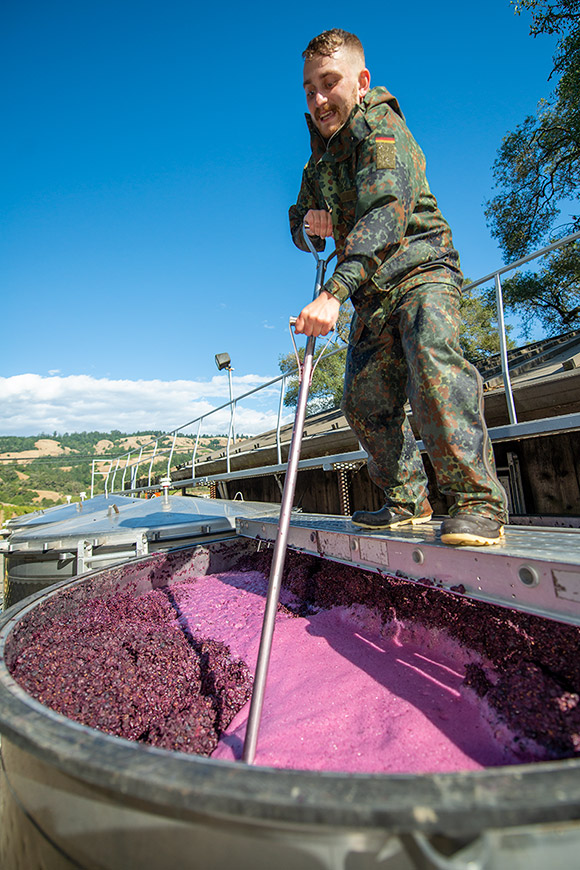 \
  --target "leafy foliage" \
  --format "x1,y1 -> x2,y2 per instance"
485,1 -> 580,334
496,0 -> 580,248
485,108 -> 579,258
280,344 -> 347,413
459,284 -> 516,361
278,300 -> 353,413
